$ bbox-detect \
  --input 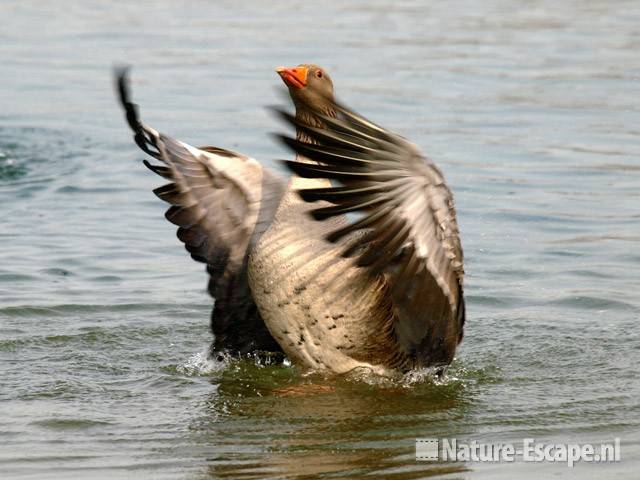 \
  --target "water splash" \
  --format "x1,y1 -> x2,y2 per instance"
336,364 -> 465,389
177,349 -> 223,376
